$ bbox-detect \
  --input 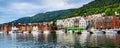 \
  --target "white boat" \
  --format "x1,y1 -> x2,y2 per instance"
105,29 -> 117,34
23,31 -> 29,34
9,31 -> 13,34
31,30 -> 40,34
31,26 -> 40,34
93,30 -> 103,34
81,30 -> 90,34
9,26 -> 21,33
0,31 -> 4,34
67,30 -> 73,34
90,28 -> 103,34
43,30 -> 50,34
56,29 -> 65,34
